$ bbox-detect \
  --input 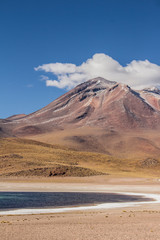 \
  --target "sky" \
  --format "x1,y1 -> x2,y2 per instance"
1,0 -> 160,118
